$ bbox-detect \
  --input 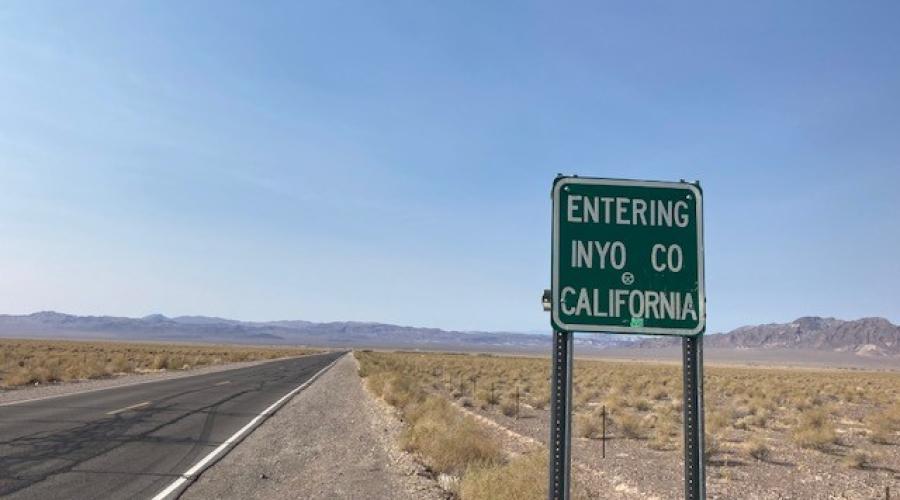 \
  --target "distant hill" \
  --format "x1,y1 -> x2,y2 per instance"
638,316 -> 900,357
3,312 -> 896,358
0,311 -> 625,353
708,316 -> 900,356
